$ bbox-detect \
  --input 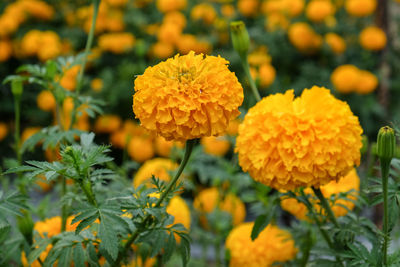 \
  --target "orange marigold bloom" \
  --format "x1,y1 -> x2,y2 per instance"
288,22 -> 322,53
155,136 -> 174,157
127,136 -> 155,163
191,3 -> 217,25
359,26 -> 387,51
193,187 -> 246,226
306,0 -> 335,23
163,11 -> 186,30
133,51 -> 243,142
151,42 -> 175,59
238,0 -> 259,17
236,86 -> 363,190
258,63 -> 276,88
157,23 -> 182,45
133,158 -> 178,188
37,90 -> 55,111
98,32 -> 135,54
0,122 -> 8,141
21,127 -> 41,143
325,32 -> 346,54
34,216 -> 78,238
345,0 -> 376,17
166,196 -> 191,240
94,115 -> 122,133
0,39 -> 12,62
225,222 -> 297,267
91,78 -> 103,92
200,136 -> 231,156
156,0 -> 187,13
331,64 -> 360,93
281,169 -> 360,220
355,70 -> 378,94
